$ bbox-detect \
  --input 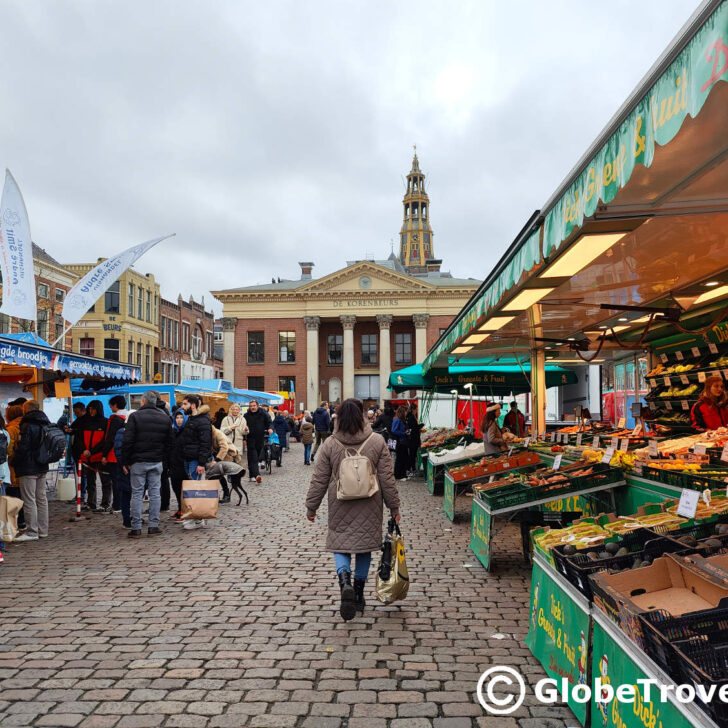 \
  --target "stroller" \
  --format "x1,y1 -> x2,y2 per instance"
268,432 -> 283,468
